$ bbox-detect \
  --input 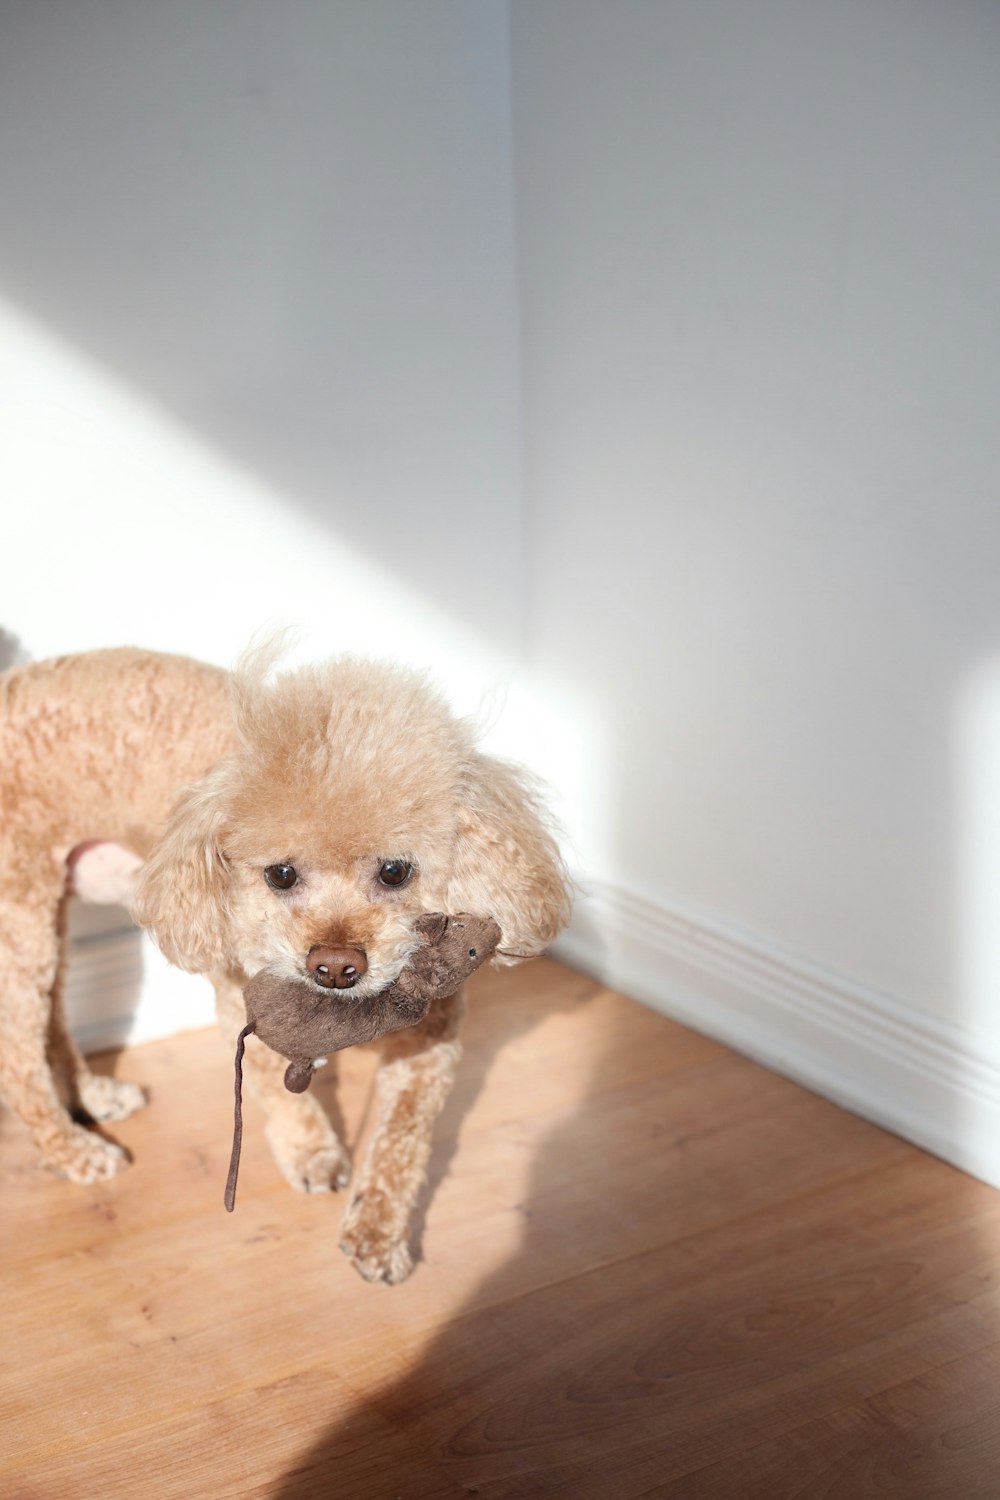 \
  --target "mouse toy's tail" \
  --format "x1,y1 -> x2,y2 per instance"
224,1022 -> 256,1213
